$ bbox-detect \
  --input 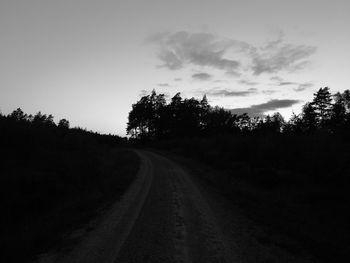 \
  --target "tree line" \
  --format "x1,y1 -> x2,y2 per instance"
0,108 -> 126,145
127,87 -> 350,139
2,108 -> 70,129
126,87 -> 350,262
0,108 -> 130,262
